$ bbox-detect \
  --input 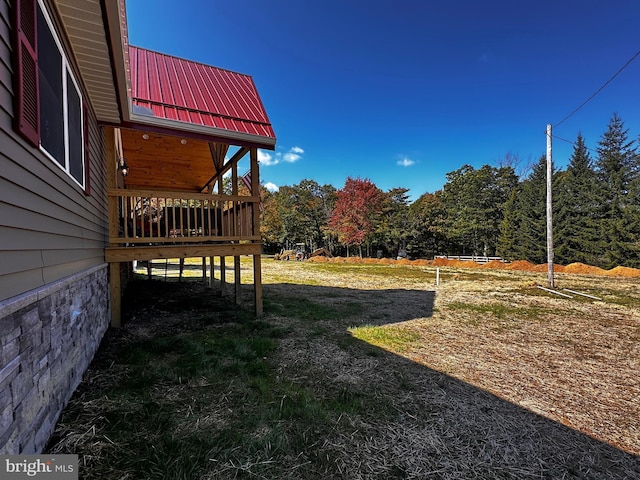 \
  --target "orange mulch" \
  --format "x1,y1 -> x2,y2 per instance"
530,263 -> 566,272
563,262 -> 607,275
410,259 -> 432,267
604,266 -> 640,277
452,260 -> 482,268
377,258 -> 396,264
432,257 -> 451,266
300,255 -> 640,277
506,260 -> 537,271
482,260 -> 507,269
